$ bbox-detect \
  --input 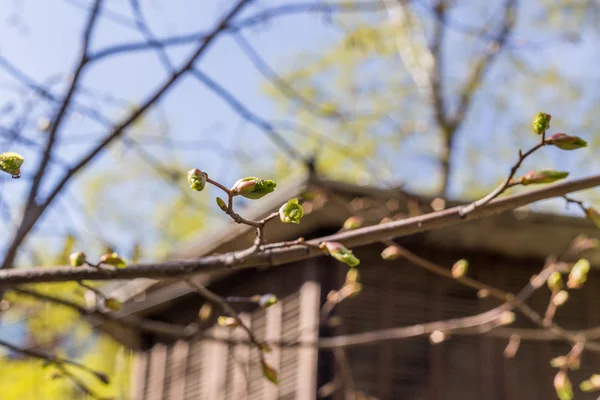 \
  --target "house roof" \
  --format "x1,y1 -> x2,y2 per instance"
110,172 -> 600,320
